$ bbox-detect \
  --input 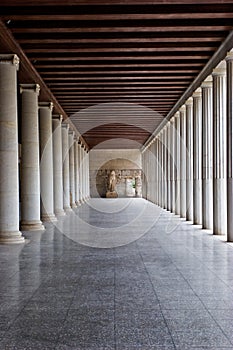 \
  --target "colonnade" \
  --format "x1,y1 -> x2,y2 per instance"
0,54 -> 90,244
142,49 -> 233,242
